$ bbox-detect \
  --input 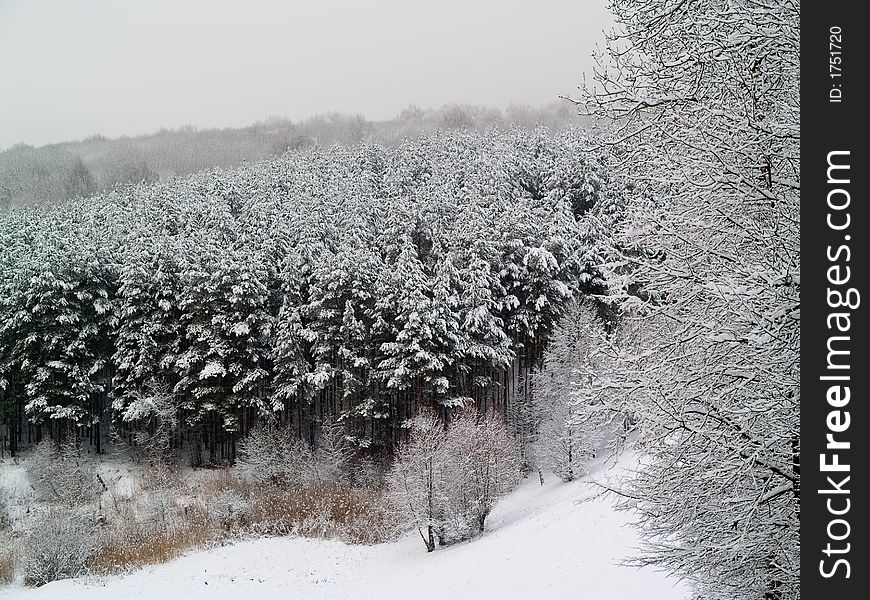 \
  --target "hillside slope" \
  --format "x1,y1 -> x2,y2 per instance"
1,454 -> 690,600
